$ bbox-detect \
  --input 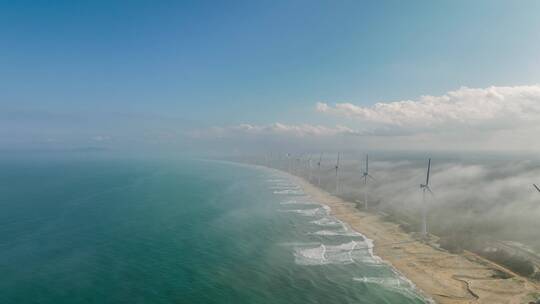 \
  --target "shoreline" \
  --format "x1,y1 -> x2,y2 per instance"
265,166 -> 539,304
